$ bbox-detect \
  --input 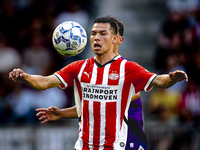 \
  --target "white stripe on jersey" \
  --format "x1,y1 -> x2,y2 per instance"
99,64 -> 111,147
144,74 -> 157,92
89,101 -> 94,144
117,84 -> 135,149
54,73 -> 68,87
77,59 -> 88,150
114,55 -> 121,60
74,80 -> 81,117
78,59 -> 88,80
99,101 -> 106,147
119,59 -> 127,85
88,63 -> 97,145
90,63 -> 97,85
115,59 -> 127,141
102,63 -> 110,85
